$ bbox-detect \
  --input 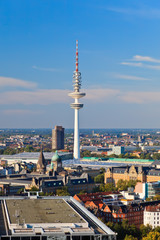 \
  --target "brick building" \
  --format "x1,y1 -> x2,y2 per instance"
74,193 -> 160,228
